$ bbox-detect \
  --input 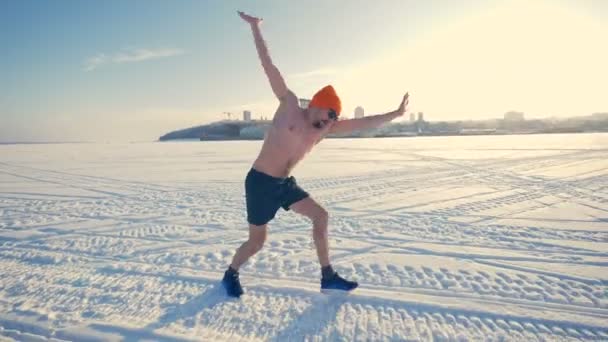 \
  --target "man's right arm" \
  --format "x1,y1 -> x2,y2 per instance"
239,11 -> 289,100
